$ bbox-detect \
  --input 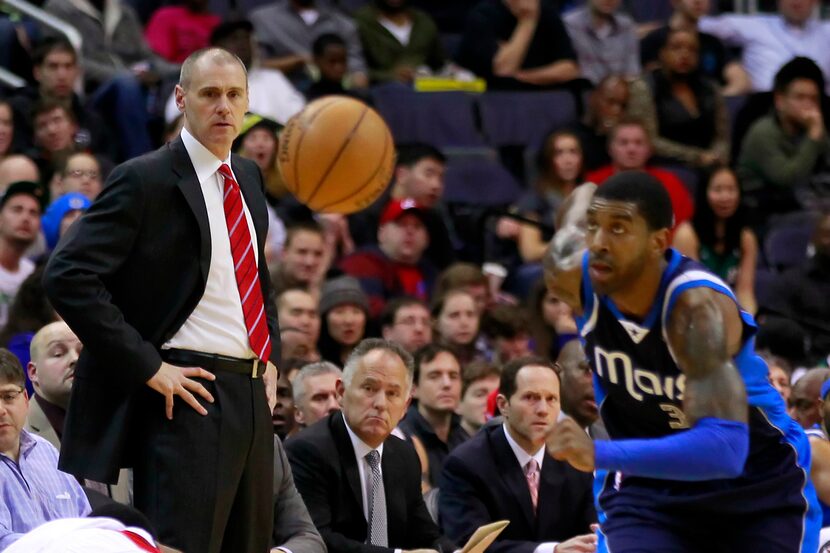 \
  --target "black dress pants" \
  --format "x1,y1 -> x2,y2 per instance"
133,370 -> 274,553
